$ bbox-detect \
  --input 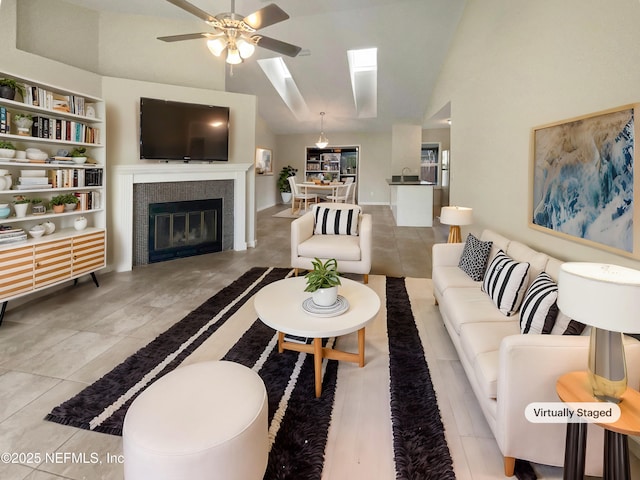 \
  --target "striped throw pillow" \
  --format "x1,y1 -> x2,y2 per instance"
550,311 -> 586,335
313,206 -> 360,236
519,272 -> 559,334
482,250 -> 530,316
